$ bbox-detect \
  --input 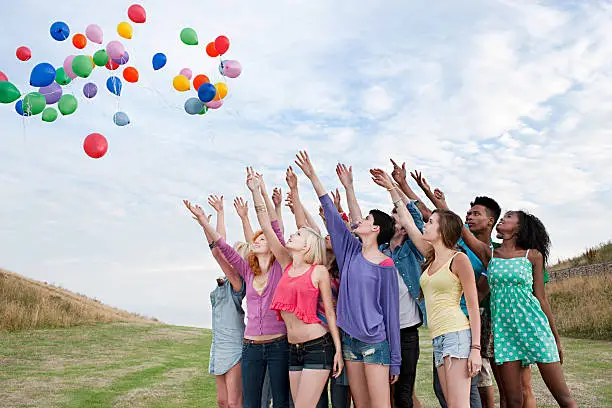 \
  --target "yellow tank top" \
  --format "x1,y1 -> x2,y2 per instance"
420,252 -> 470,339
